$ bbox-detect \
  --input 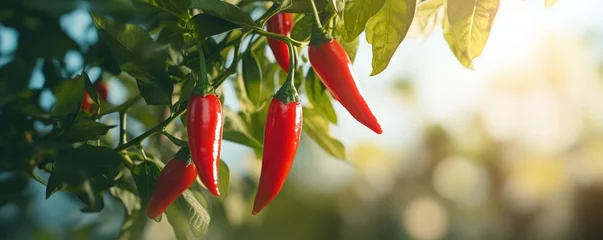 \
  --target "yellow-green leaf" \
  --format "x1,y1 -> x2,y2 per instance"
342,0 -> 385,42
545,0 -> 557,8
408,0 -> 446,39
366,0 -> 416,76
446,0 -> 499,69
442,11 -> 473,69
